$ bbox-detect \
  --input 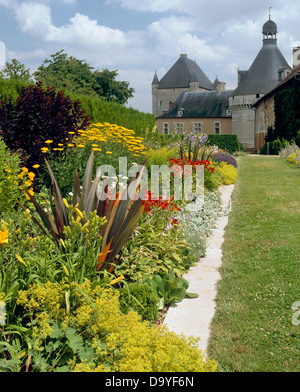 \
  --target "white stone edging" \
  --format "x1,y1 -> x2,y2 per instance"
163,184 -> 235,353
